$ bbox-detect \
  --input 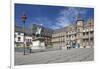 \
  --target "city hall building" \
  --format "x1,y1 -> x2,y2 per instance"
52,16 -> 94,49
